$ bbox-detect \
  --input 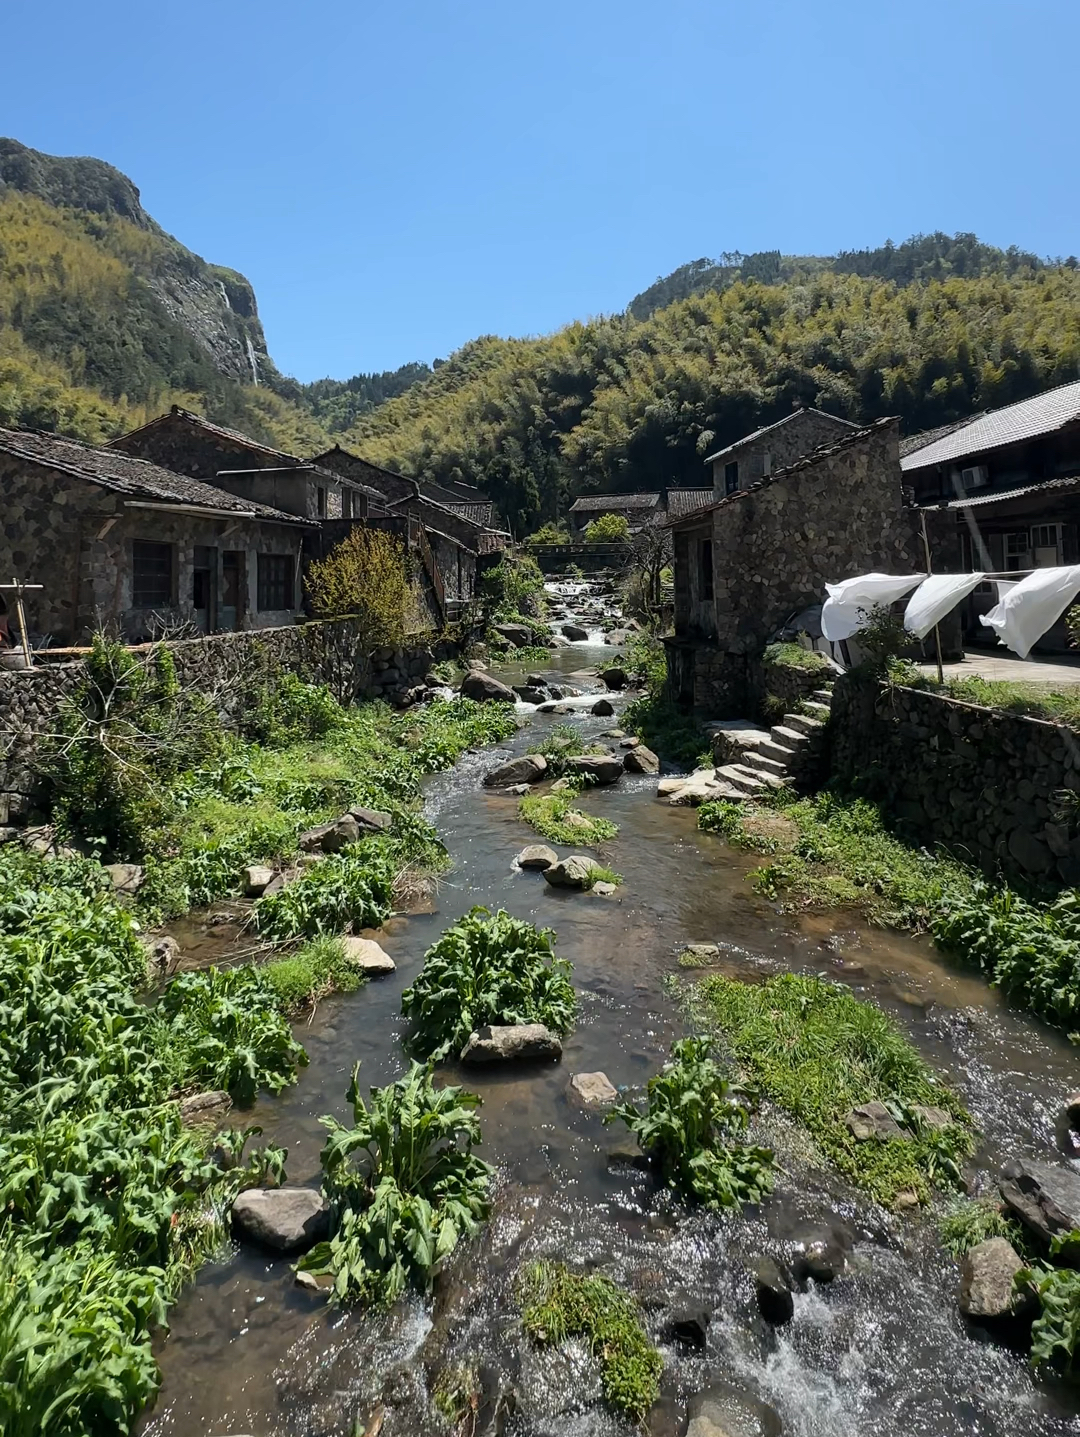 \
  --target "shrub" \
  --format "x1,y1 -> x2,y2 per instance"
479,553 -> 545,621
244,673 -> 346,748
1021,1232 -> 1080,1375
520,1260 -> 661,1422
304,526 -> 410,646
606,1037 -> 773,1208
622,693 -> 708,768
582,513 -> 631,544
518,792 -> 619,846
401,907 -> 577,1060
253,841 -> 396,940
694,972 -> 974,1206
297,1062 -> 493,1305
525,521 -> 568,546
938,1196 -> 1028,1258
